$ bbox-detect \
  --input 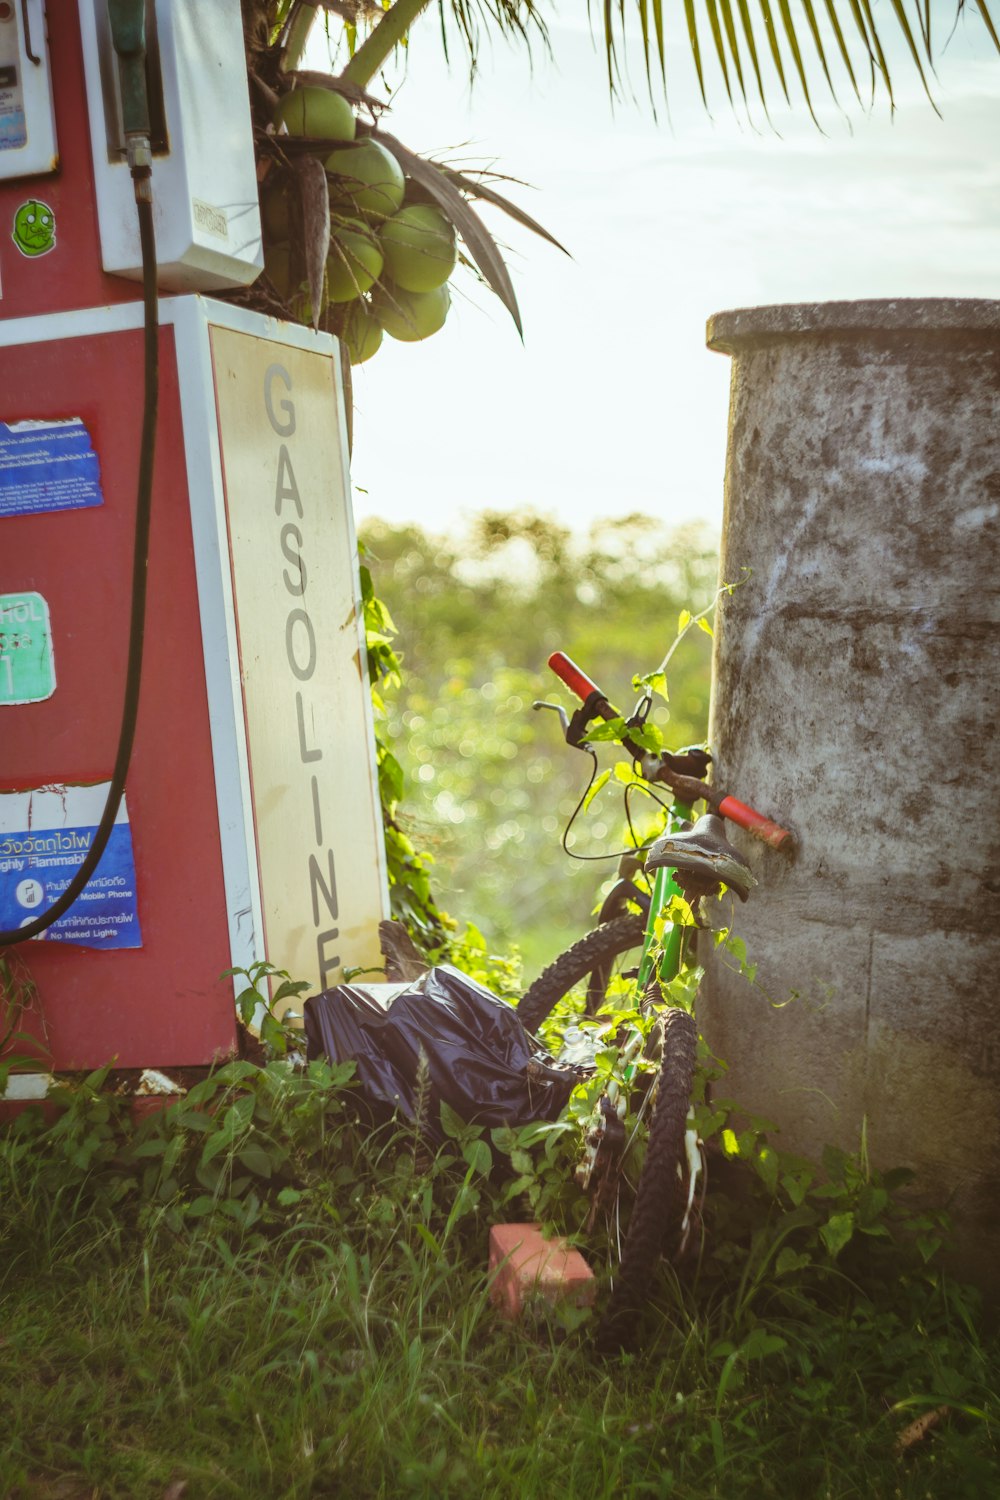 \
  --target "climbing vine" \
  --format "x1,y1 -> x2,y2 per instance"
359,555 -> 450,948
